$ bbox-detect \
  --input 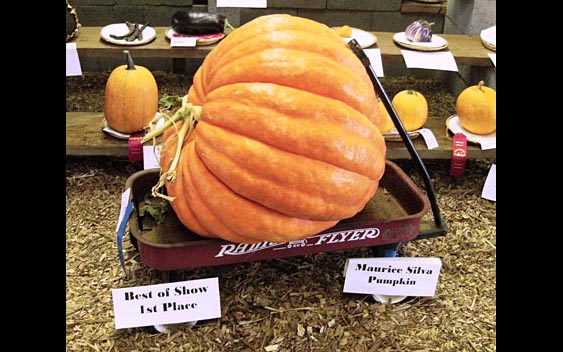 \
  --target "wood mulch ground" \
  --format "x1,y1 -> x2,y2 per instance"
66,72 -> 496,352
